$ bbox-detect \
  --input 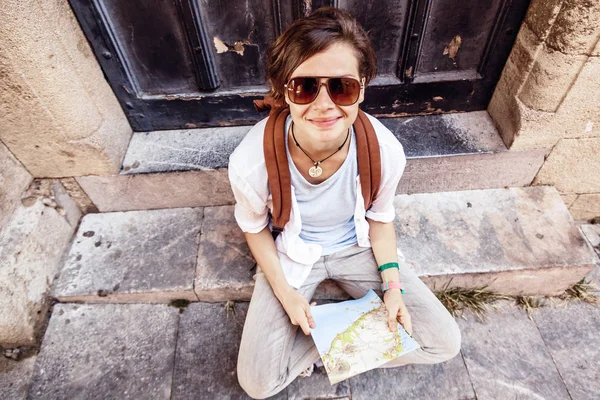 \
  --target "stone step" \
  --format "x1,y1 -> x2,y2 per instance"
53,186 -> 596,304
75,111 -> 546,212
21,298 -> 600,398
